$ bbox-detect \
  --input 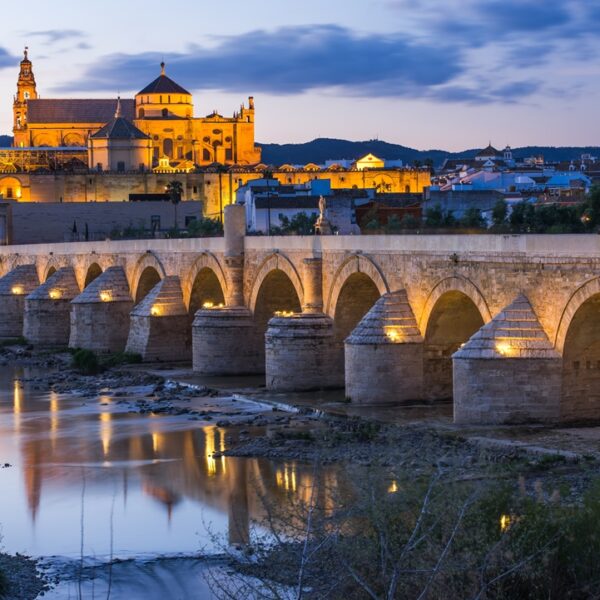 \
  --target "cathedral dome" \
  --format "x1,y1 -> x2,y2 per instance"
137,62 -> 191,96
